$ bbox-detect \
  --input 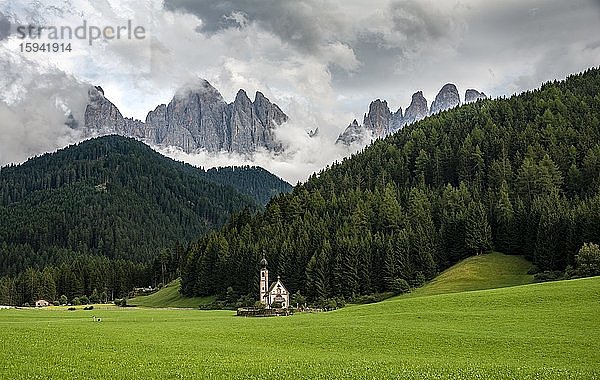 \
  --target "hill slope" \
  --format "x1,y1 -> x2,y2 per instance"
130,279 -> 214,308
203,166 -> 292,205
0,135 -> 258,265
407,252 -> 533,297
